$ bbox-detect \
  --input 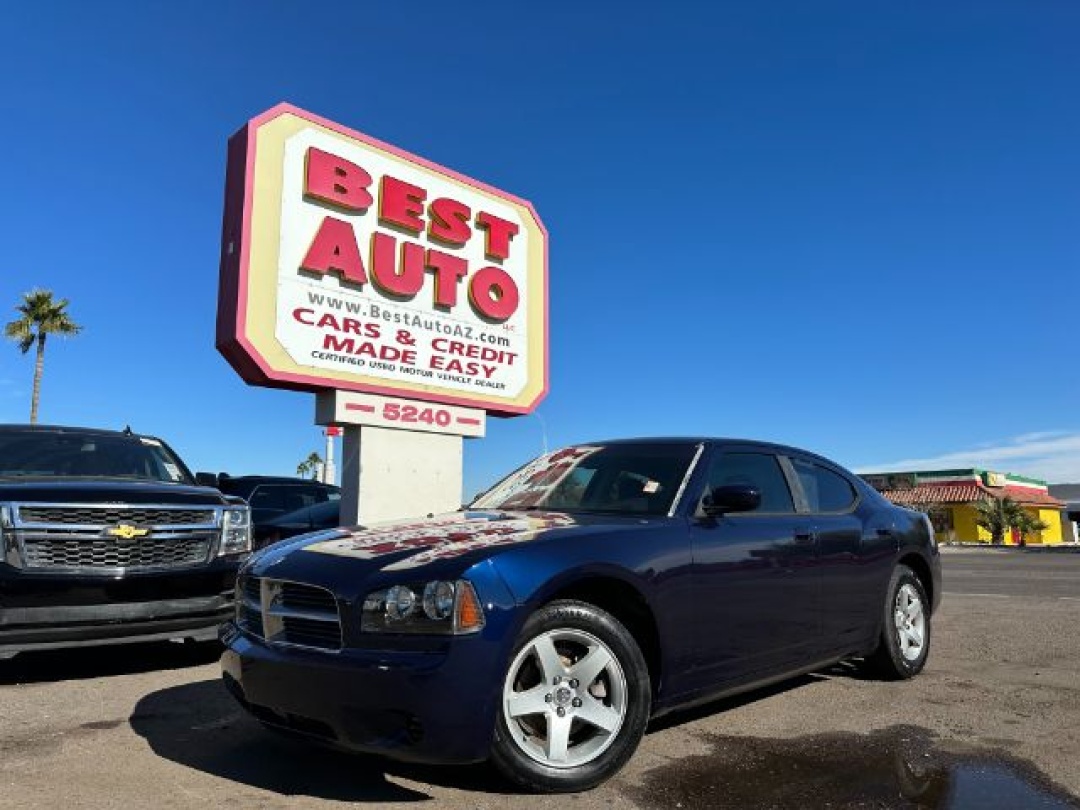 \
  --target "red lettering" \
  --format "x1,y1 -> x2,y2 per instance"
428,197 -> 472,247
323,334 -> 355,353
426,249 -> 468,309
469,265 -> 519,321
300,217 -> 368,286
370,233 -> 425,298
316,313 -> 342,331
379,176 -> 427,233
304,147 -> 373,211
292,307 -> 315,325
475,212 -> 519,261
